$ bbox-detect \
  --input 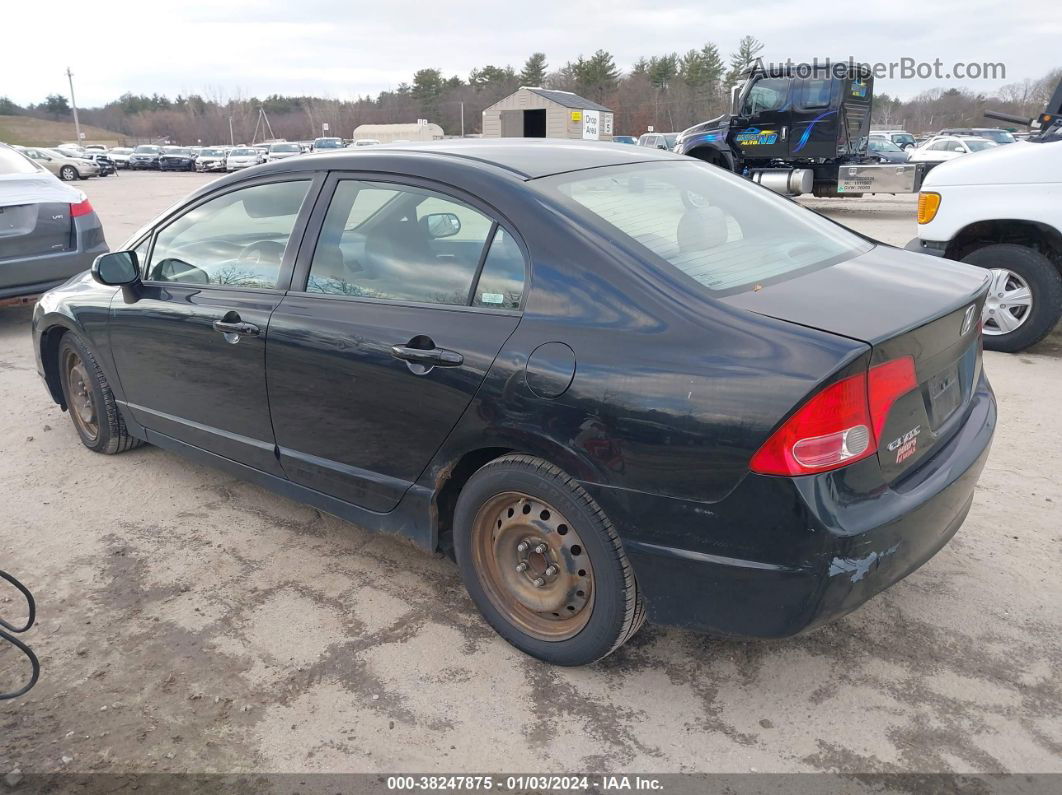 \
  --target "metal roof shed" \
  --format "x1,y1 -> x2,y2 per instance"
482,87 -> 614,141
